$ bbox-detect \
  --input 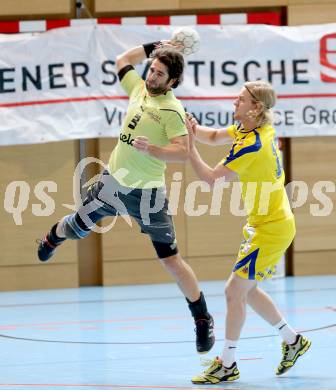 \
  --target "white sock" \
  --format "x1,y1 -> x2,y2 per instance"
274,319 -> 297,344
221,339 -> 237,367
